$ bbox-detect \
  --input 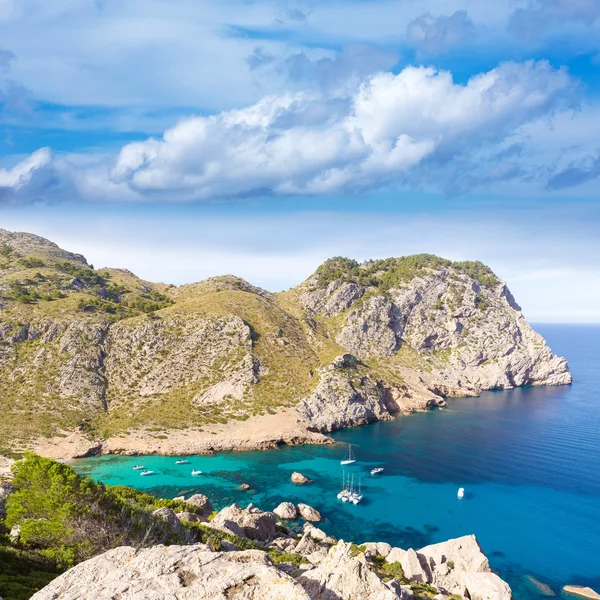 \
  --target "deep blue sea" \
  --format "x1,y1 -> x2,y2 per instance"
75,324 -> 600,600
